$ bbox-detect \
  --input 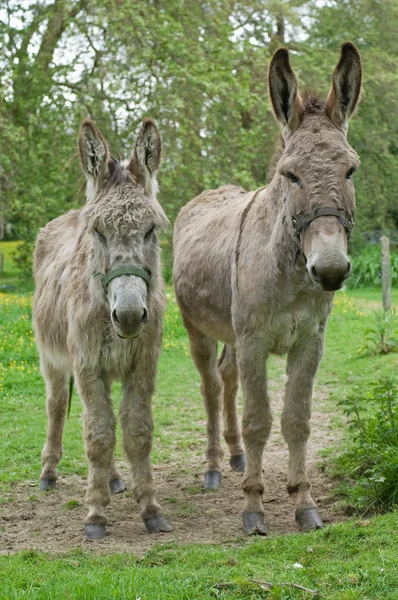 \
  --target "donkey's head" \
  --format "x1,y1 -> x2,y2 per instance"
269,43 -> 362,291
79,118 -> 168,339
